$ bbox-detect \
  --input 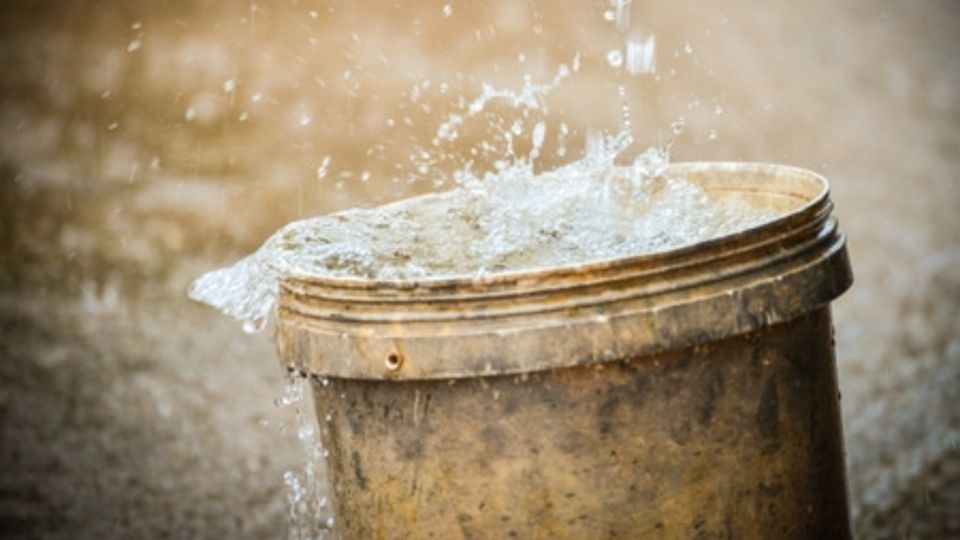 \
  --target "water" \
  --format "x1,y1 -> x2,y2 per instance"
273,371 -> 333,540
187,29 -> 772,330
188,139 -> 776,330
